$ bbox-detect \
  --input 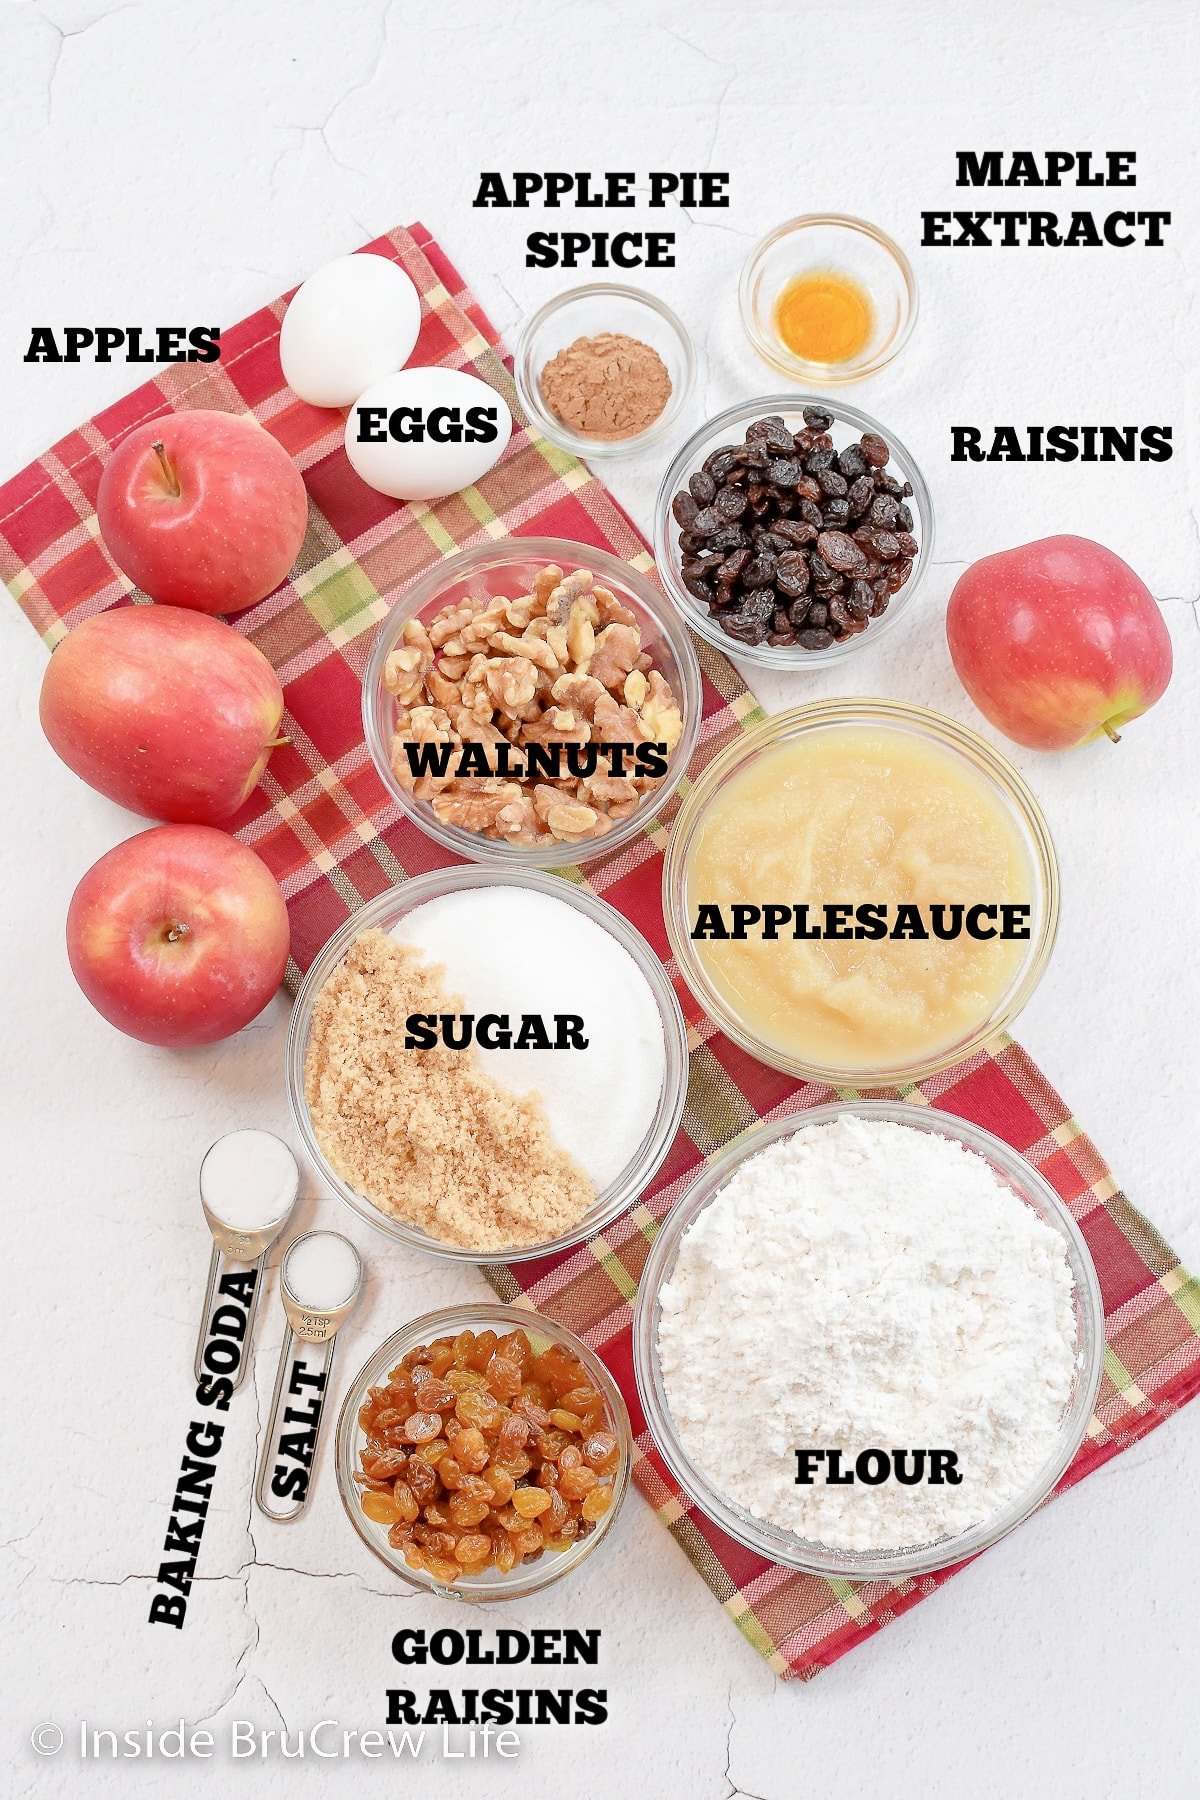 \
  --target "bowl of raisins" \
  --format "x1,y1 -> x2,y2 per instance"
653,396 -> 933,667
336,1305 -> 632,1600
